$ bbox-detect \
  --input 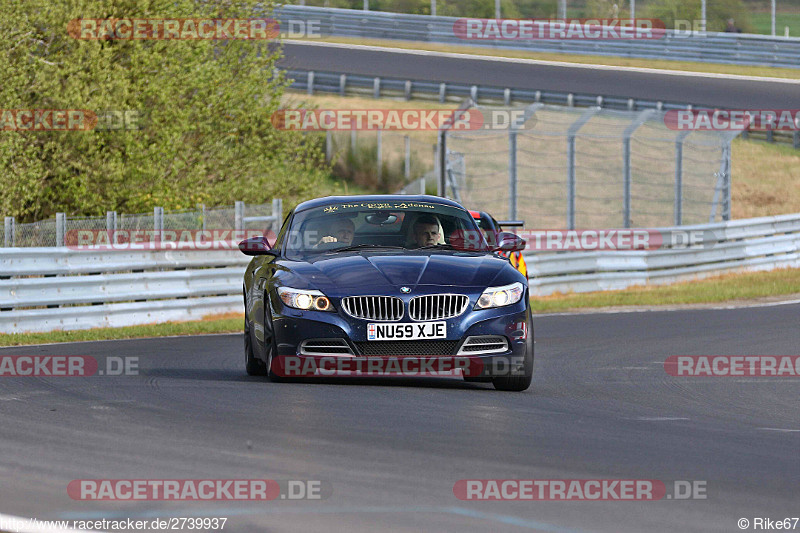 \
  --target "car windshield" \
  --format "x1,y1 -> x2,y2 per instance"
284,201 -> 490,258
